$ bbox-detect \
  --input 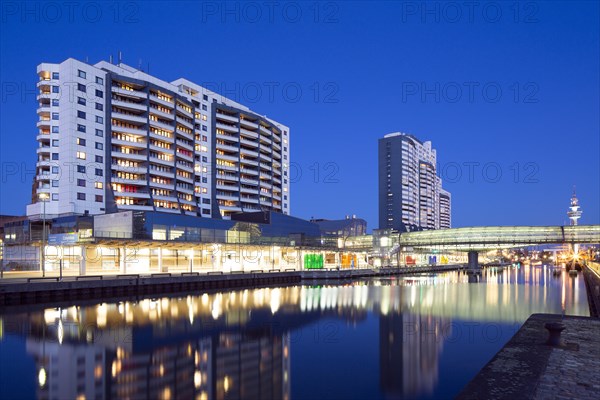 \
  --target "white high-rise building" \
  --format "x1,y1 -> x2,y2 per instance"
378,132 -> 451,231
27,58 -> 290,219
